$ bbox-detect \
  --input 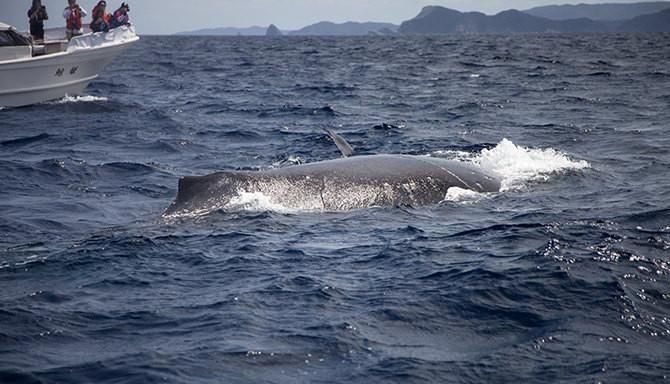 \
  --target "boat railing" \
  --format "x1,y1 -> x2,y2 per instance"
27,25 -> 136,58
66,25 -> 138,53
